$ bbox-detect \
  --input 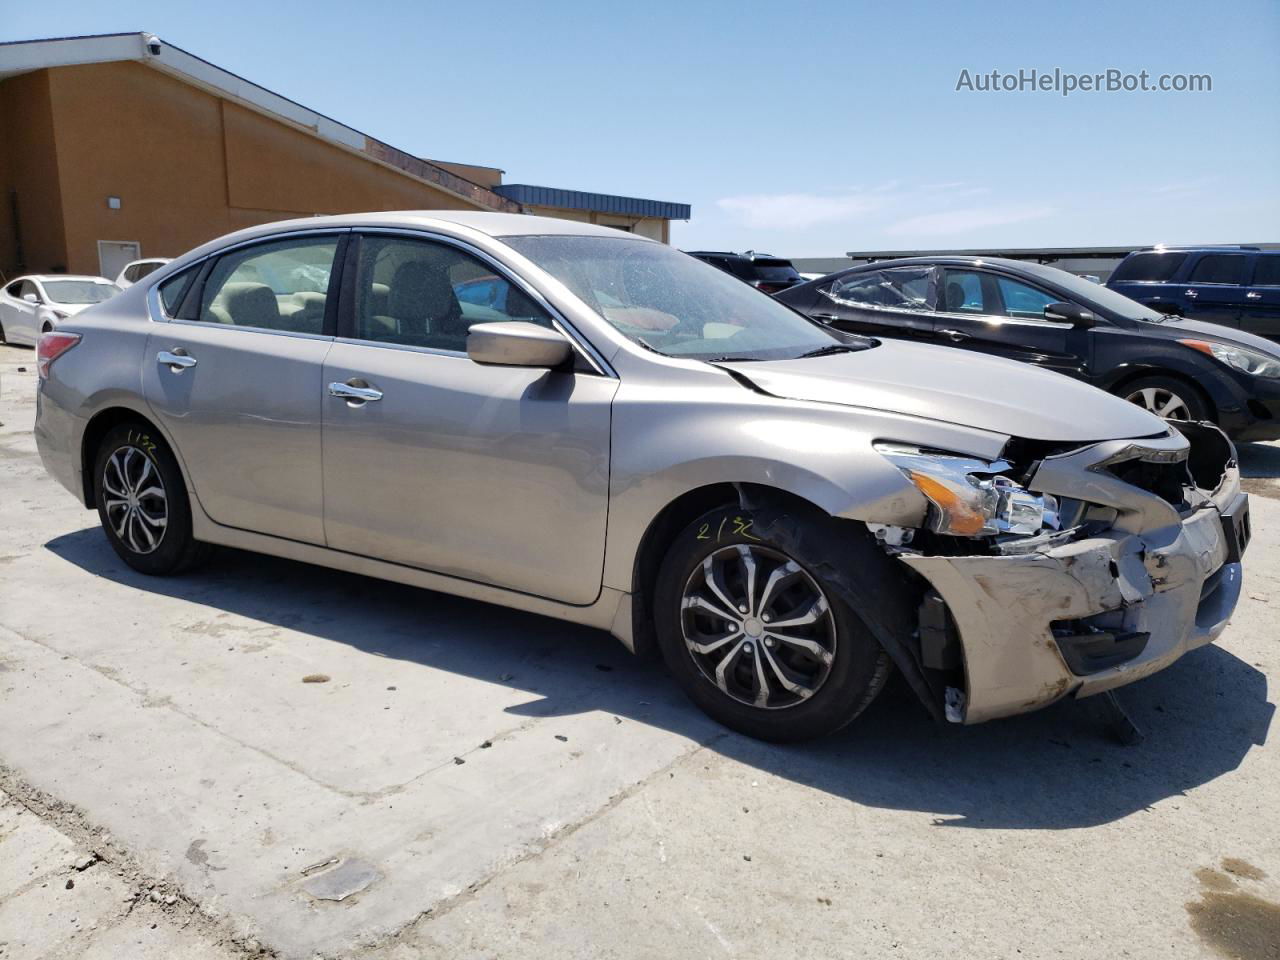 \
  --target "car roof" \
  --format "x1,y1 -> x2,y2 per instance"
19,274 -> 115,283
282,211 -> 648,241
